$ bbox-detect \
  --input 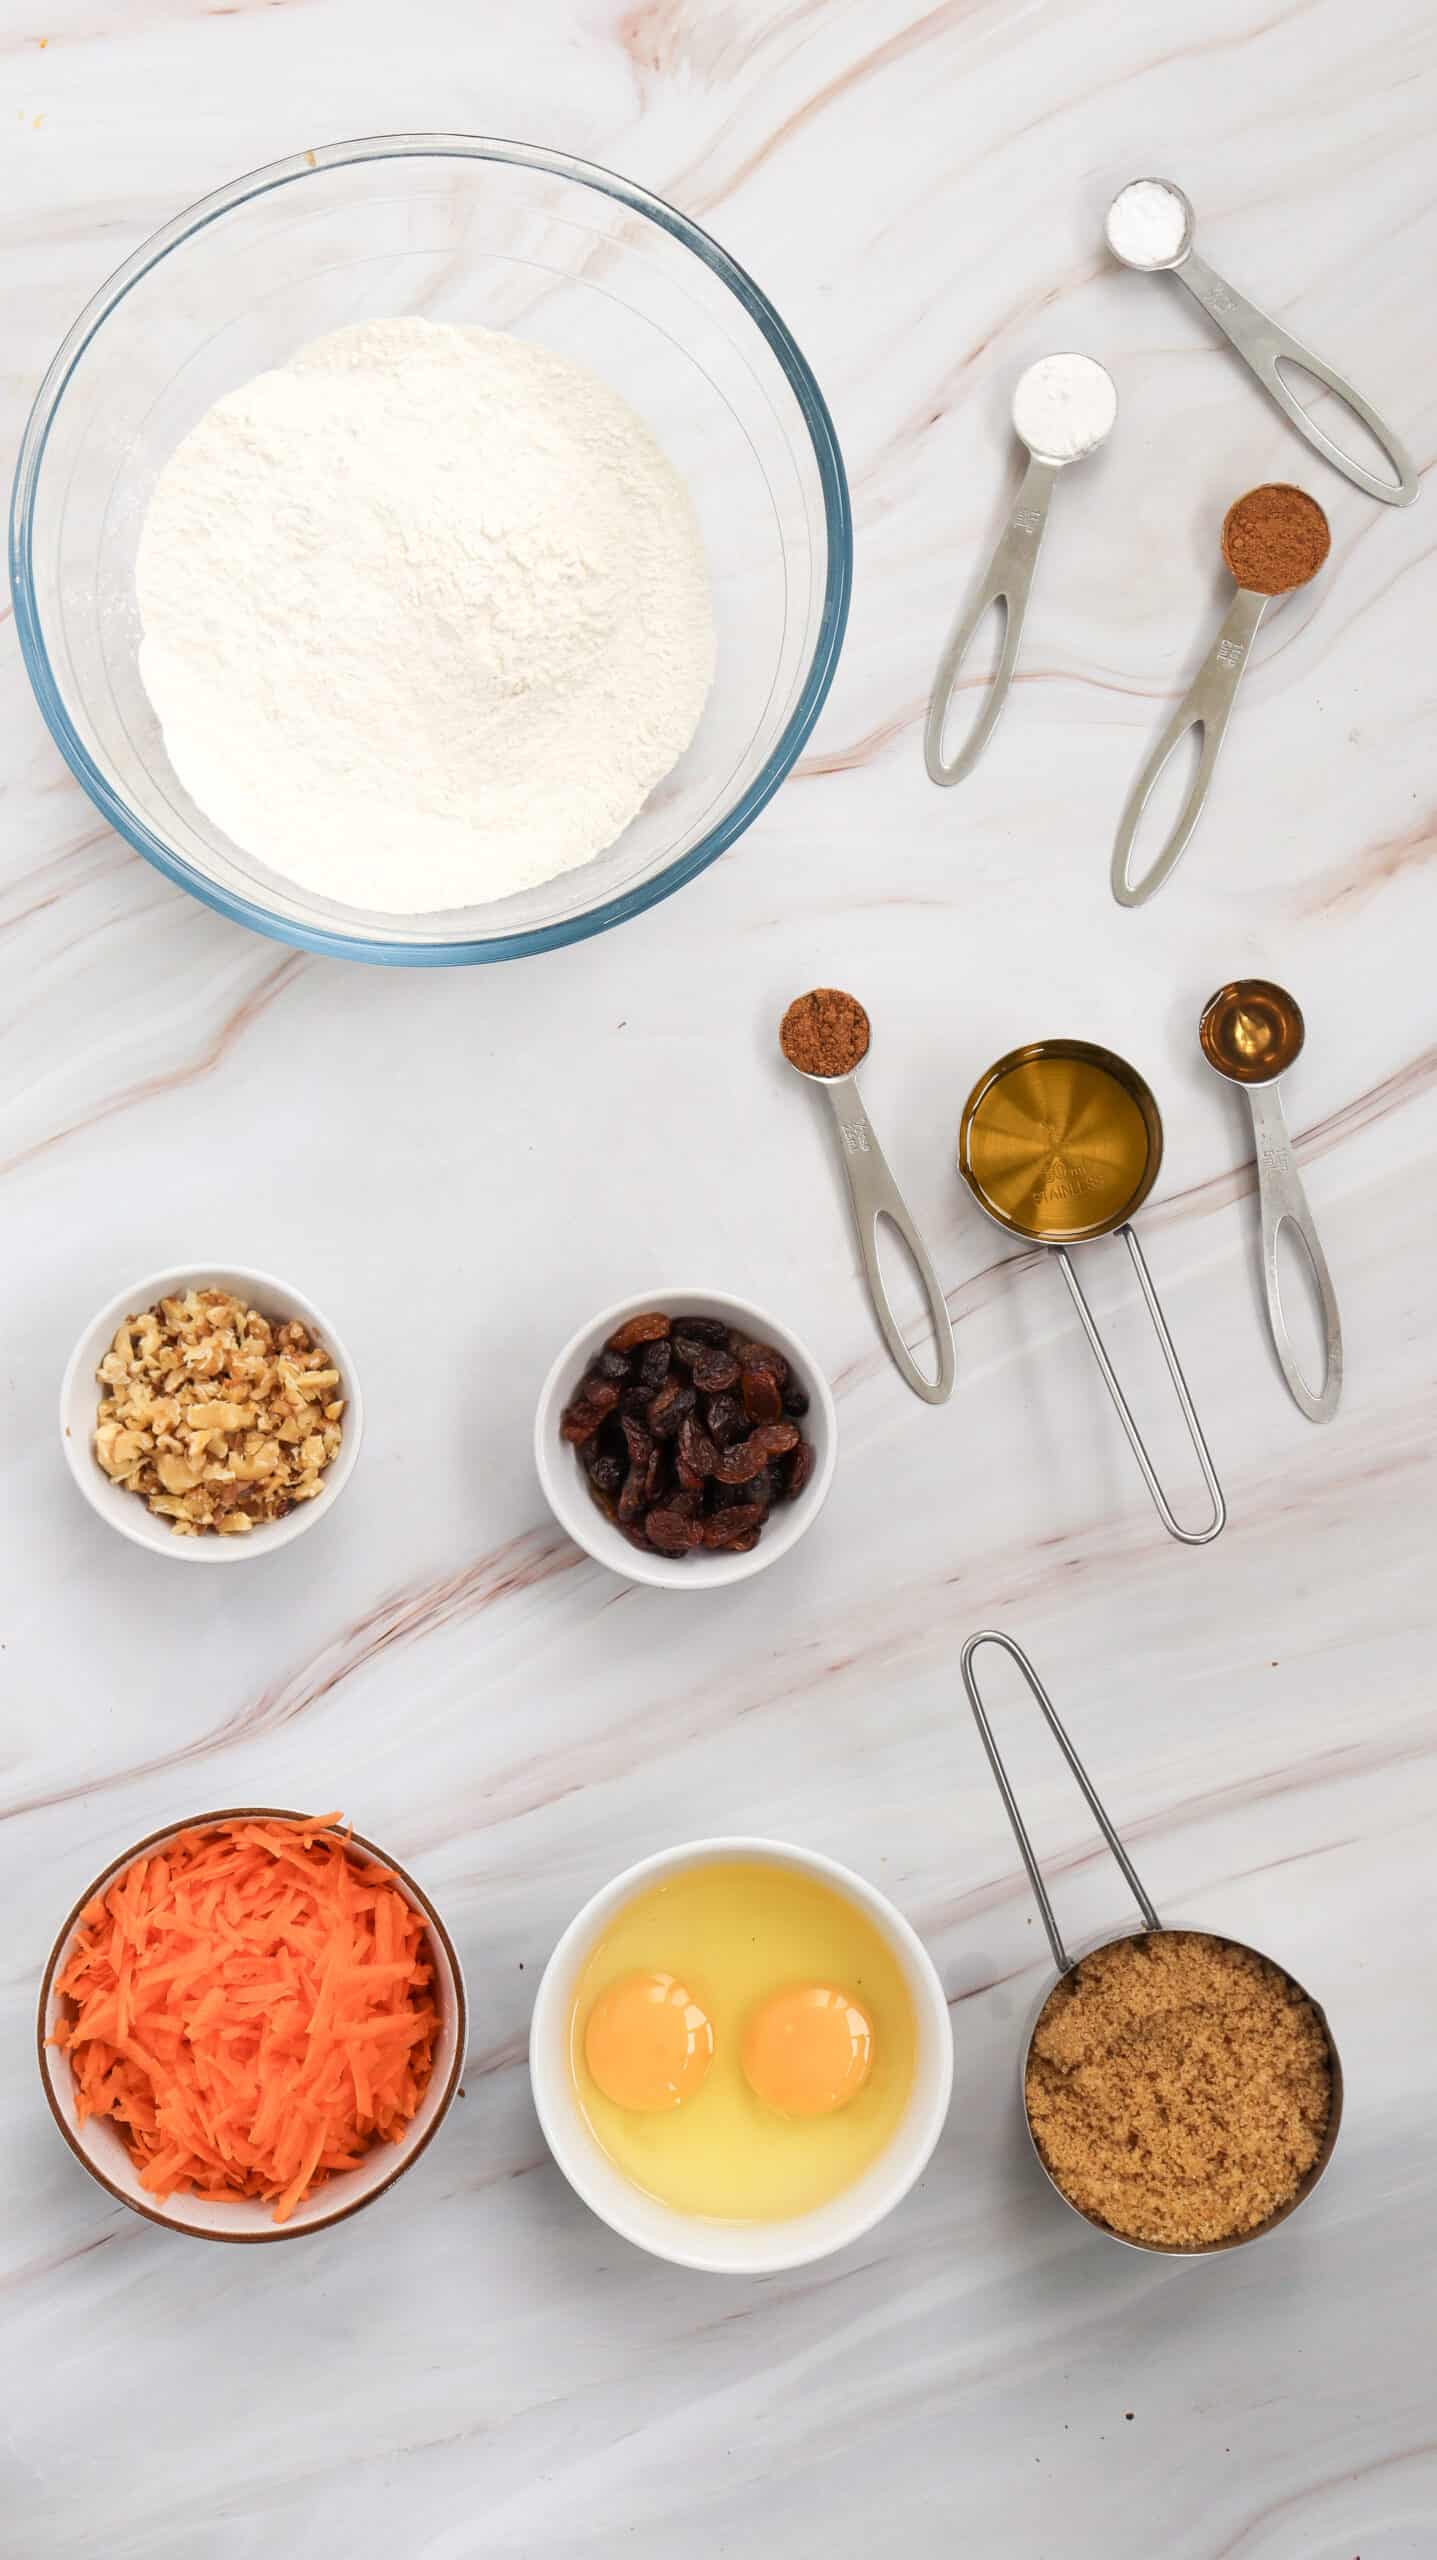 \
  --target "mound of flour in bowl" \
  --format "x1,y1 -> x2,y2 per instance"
135,318 -> 716,915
